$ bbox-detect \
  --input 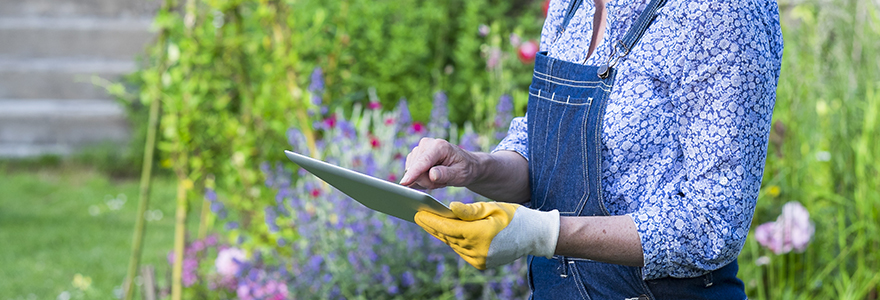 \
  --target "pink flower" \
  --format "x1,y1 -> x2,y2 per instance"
755,201 -> 814,254
509,33 -> 522,48
411,122 -> 425,133
237,285 -> 252,300
486,47 -> 502,71
323,114 -> 337,129
368,101 -> 382,110
518,40 -> 539,63
216,248 -> 247,277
